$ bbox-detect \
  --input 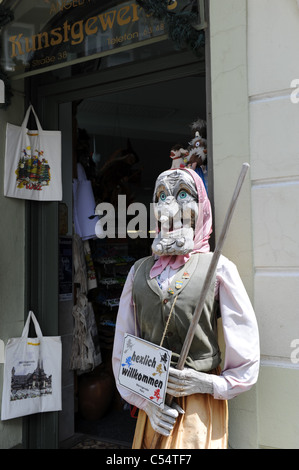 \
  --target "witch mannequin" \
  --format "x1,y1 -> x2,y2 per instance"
112,168 -> 260,449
